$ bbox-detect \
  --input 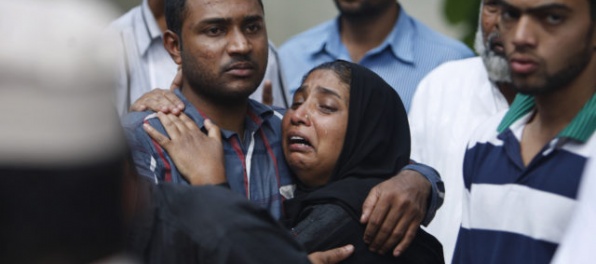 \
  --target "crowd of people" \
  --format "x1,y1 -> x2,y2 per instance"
2,0 -> 595,263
